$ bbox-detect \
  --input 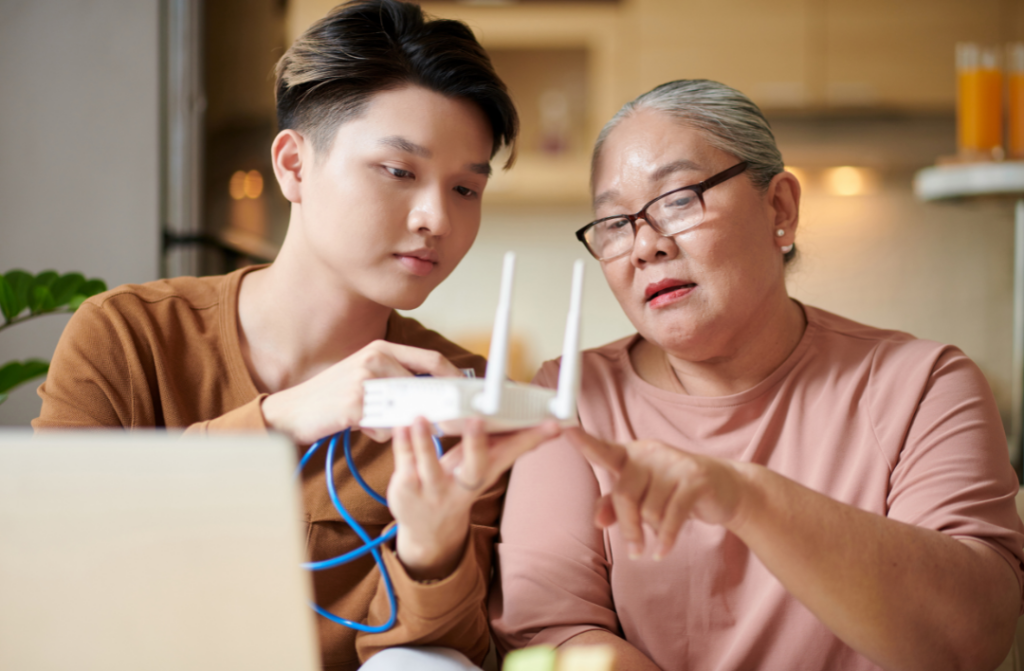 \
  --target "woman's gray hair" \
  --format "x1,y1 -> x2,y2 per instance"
592,79 -> 785,192
592,79 -> 796,263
